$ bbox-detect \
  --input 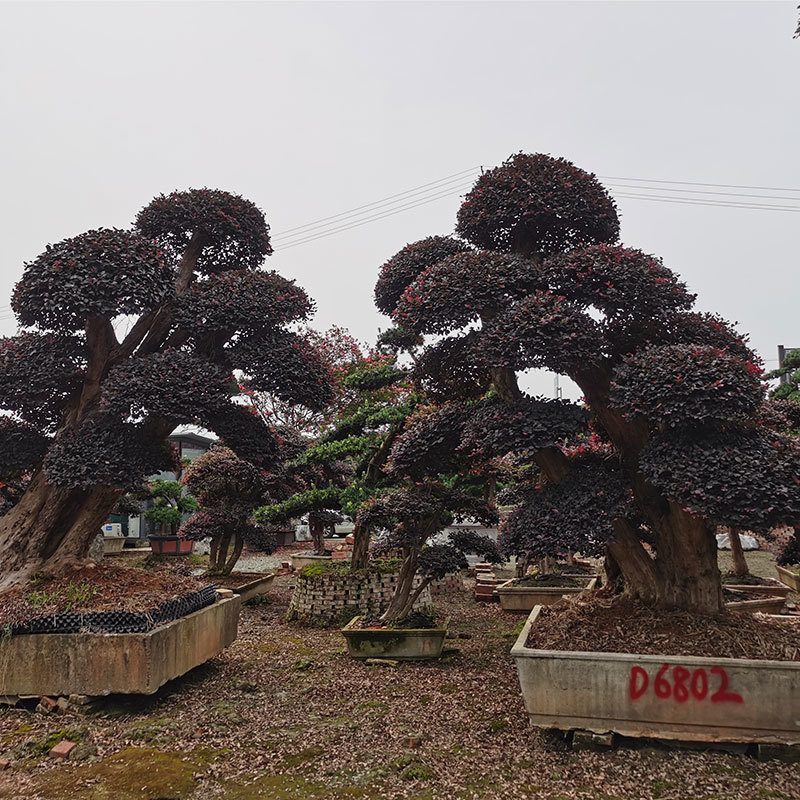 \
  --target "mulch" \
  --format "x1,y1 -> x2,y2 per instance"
526,590 -> 800,661
0,564 -> 209,629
